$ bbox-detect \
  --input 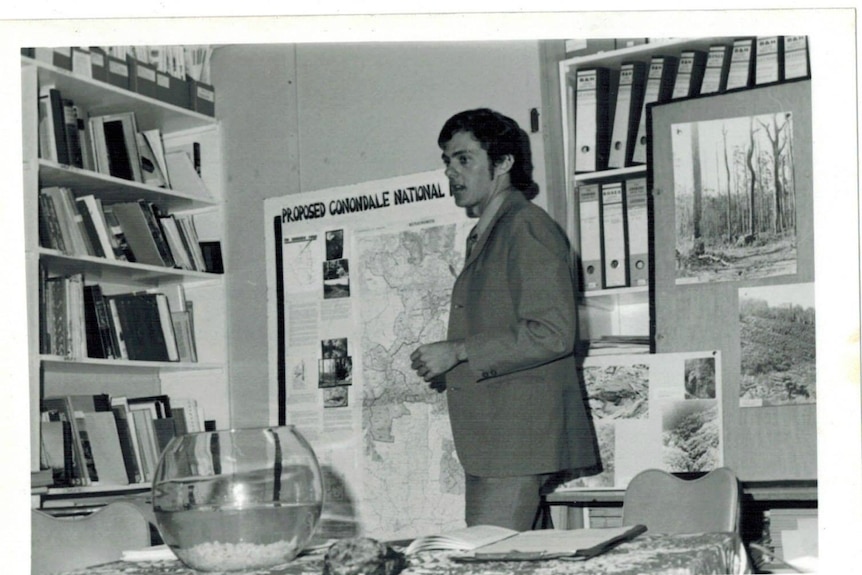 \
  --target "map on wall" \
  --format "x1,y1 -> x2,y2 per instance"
265,171 -> 472,540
